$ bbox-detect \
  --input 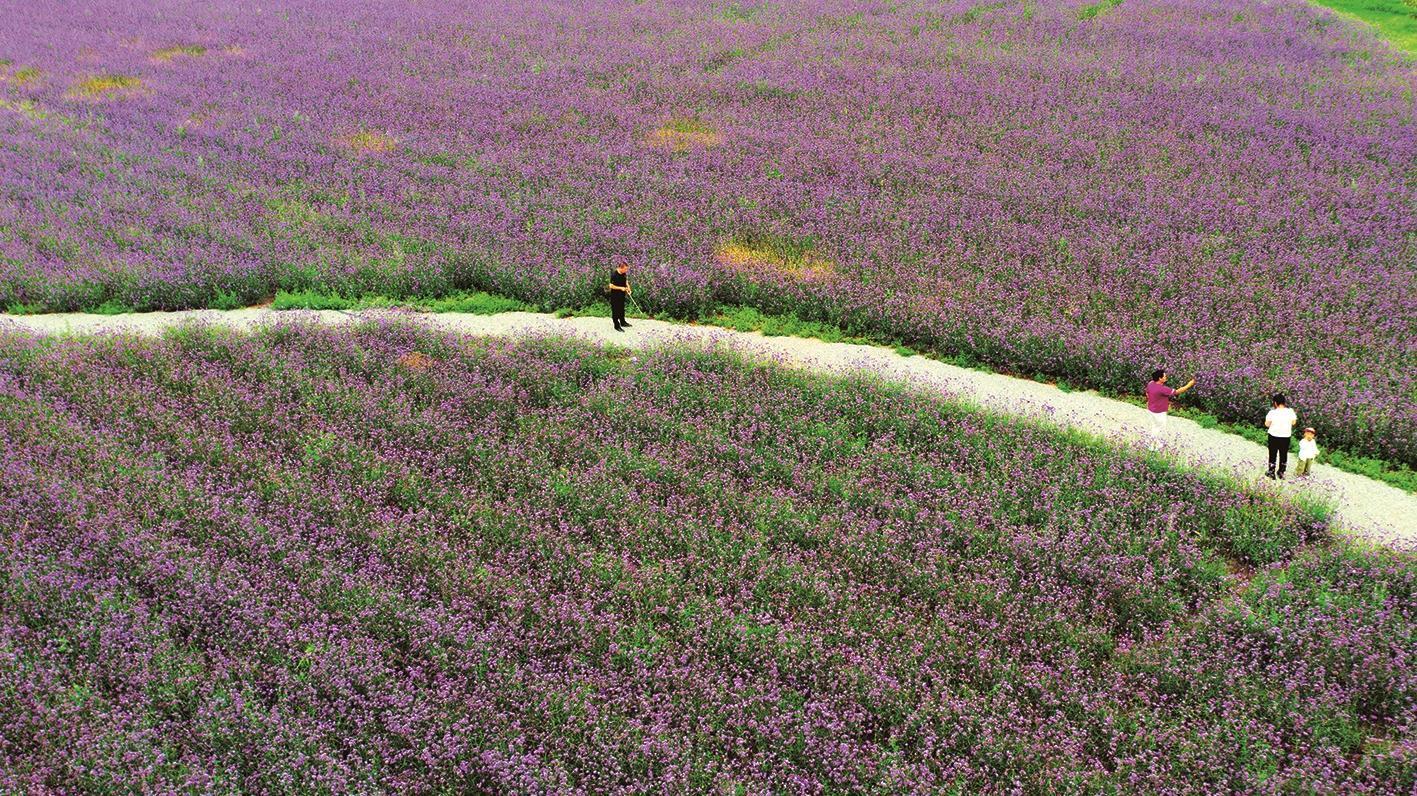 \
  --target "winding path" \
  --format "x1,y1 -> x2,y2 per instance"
4,307 -> 1414,548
